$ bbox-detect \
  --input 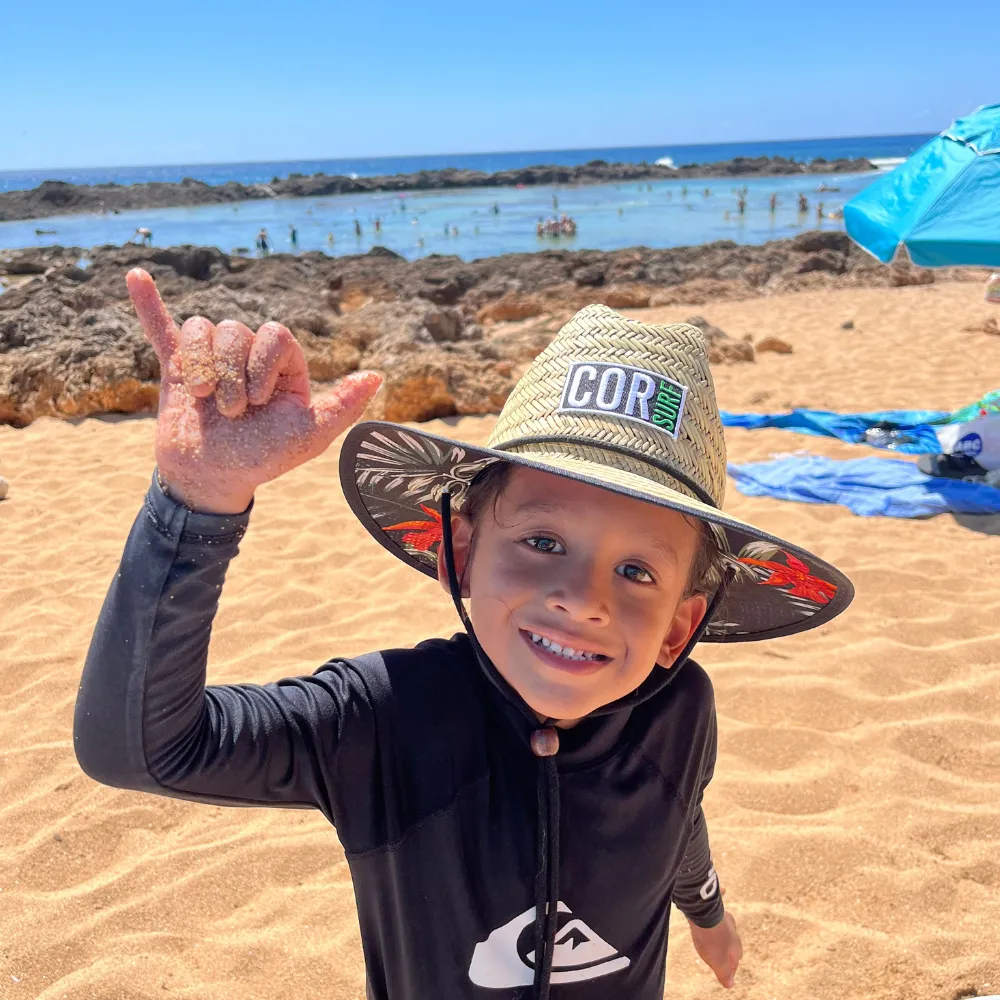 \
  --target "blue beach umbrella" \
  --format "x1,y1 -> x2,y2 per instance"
844,103 -> 1000,267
